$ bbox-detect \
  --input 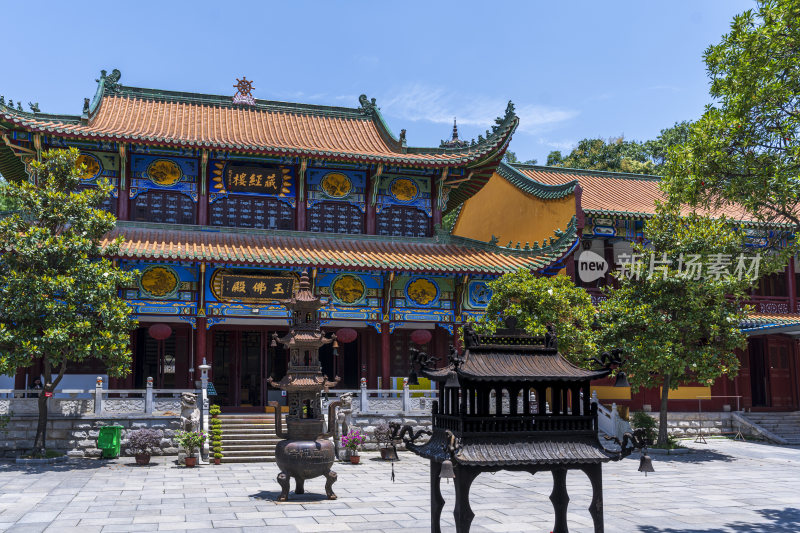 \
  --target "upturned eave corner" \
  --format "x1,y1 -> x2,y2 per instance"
88,68 -> 122,117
